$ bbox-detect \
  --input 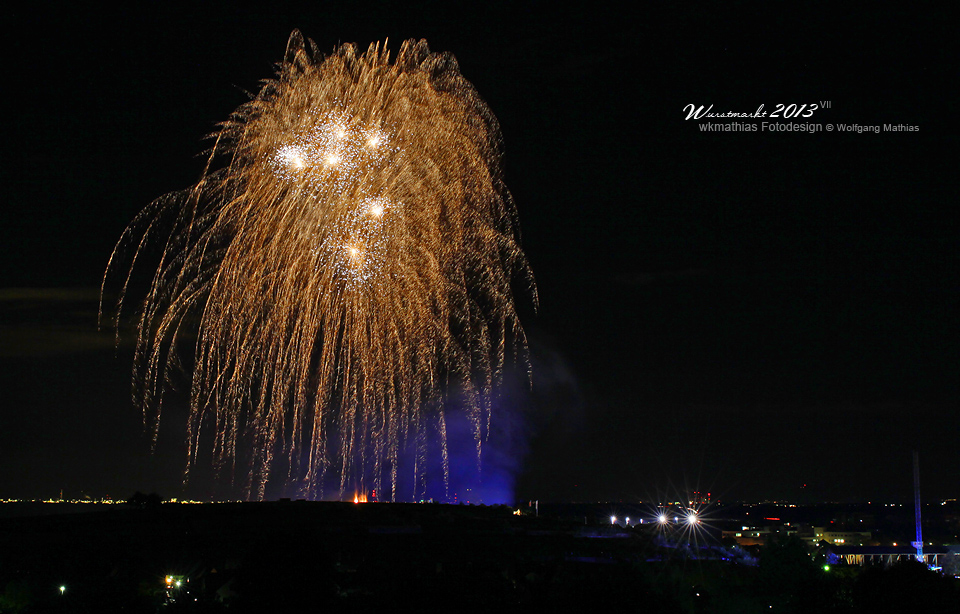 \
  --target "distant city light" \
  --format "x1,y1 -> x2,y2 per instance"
610,516 -> 617,524
59,585 -> 66,595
